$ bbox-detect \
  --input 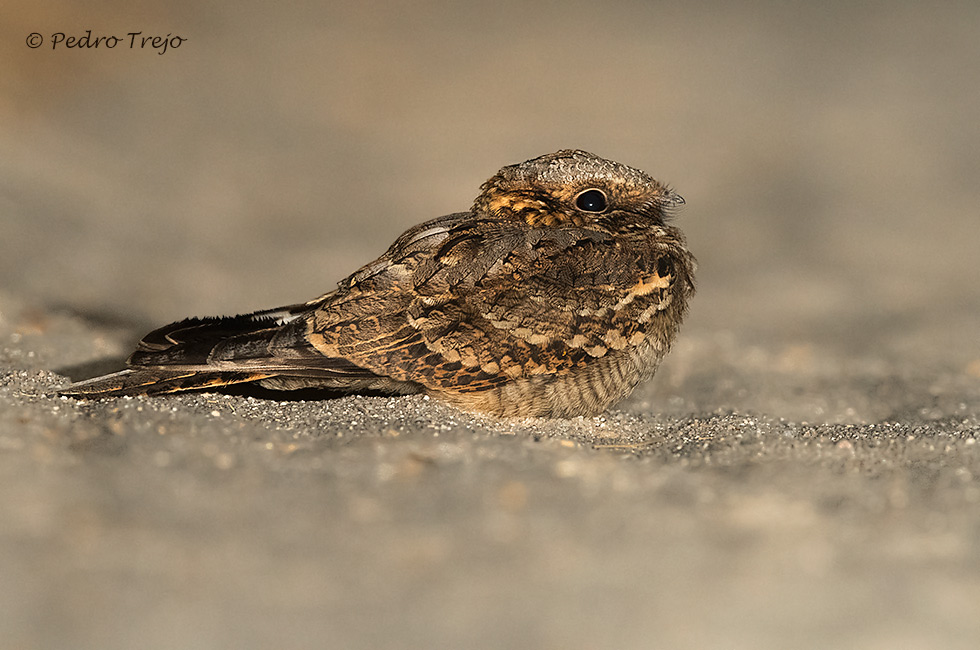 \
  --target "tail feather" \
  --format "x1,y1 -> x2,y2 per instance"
60,304 -> 393,399
61,369 -> 276,397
